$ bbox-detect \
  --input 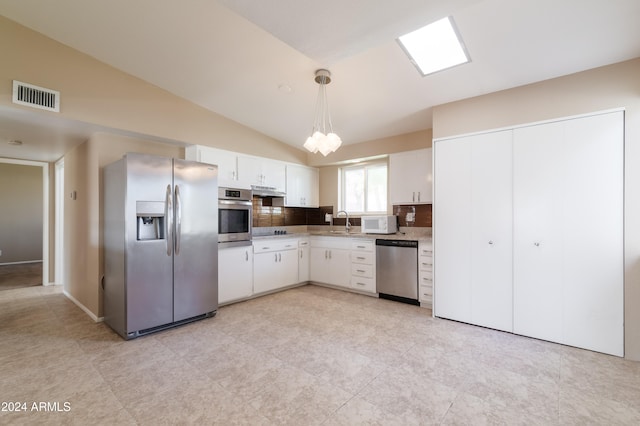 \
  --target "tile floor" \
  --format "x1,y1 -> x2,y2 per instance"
1,284 -> 639,425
